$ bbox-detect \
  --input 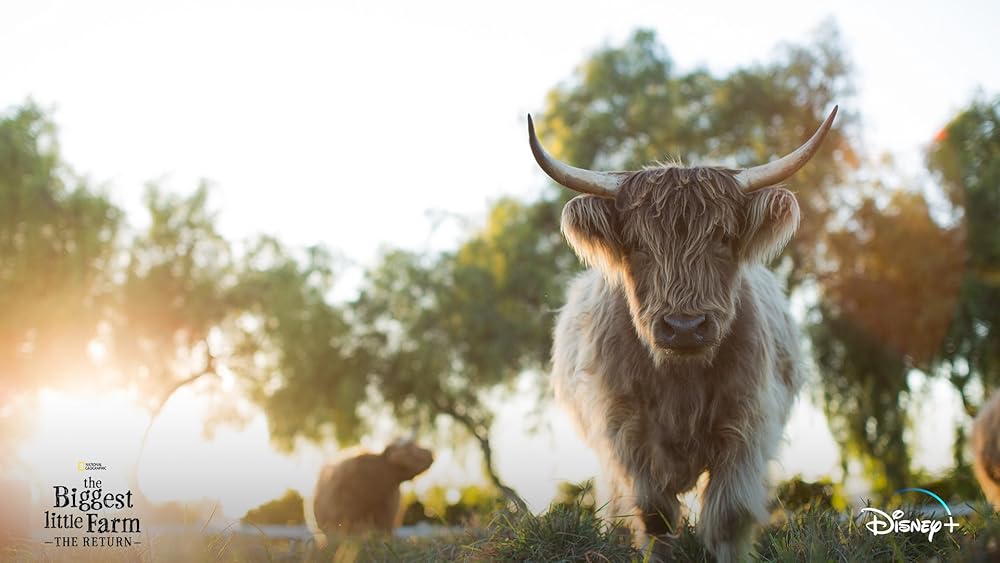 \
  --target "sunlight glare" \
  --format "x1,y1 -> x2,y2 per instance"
15,388 -> 144,508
